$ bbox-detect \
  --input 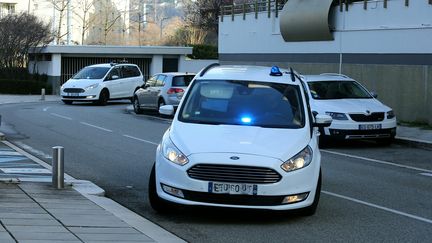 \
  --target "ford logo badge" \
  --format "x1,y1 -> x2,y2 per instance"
230,156 -> 240,160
